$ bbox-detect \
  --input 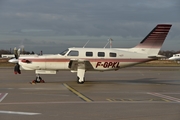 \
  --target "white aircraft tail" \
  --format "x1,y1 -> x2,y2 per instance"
132,24 -> 172,55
